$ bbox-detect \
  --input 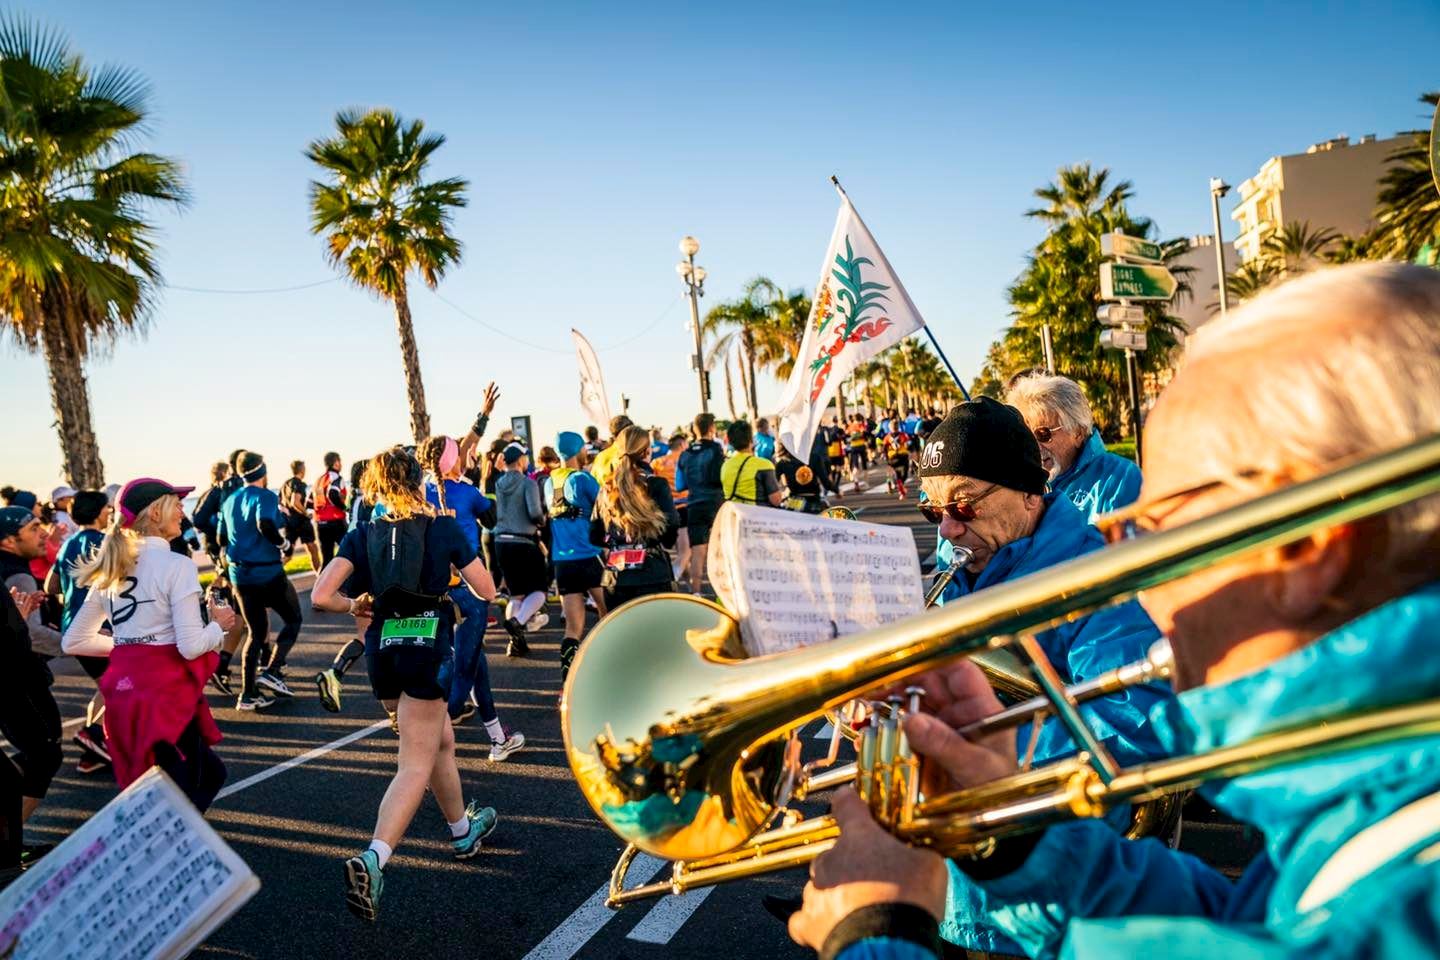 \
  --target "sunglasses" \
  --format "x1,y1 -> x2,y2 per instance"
917,484 -> 1000,525
1095,471 -> 1266,545
1032,425 -> 1062,444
